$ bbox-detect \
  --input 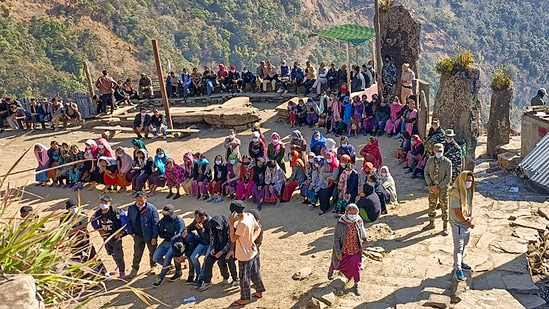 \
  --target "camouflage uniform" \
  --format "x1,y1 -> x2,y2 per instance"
424,127 -> 446,155
424,156 -> 452,223
443,140 -> 462,184
381,63 -> 397,101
